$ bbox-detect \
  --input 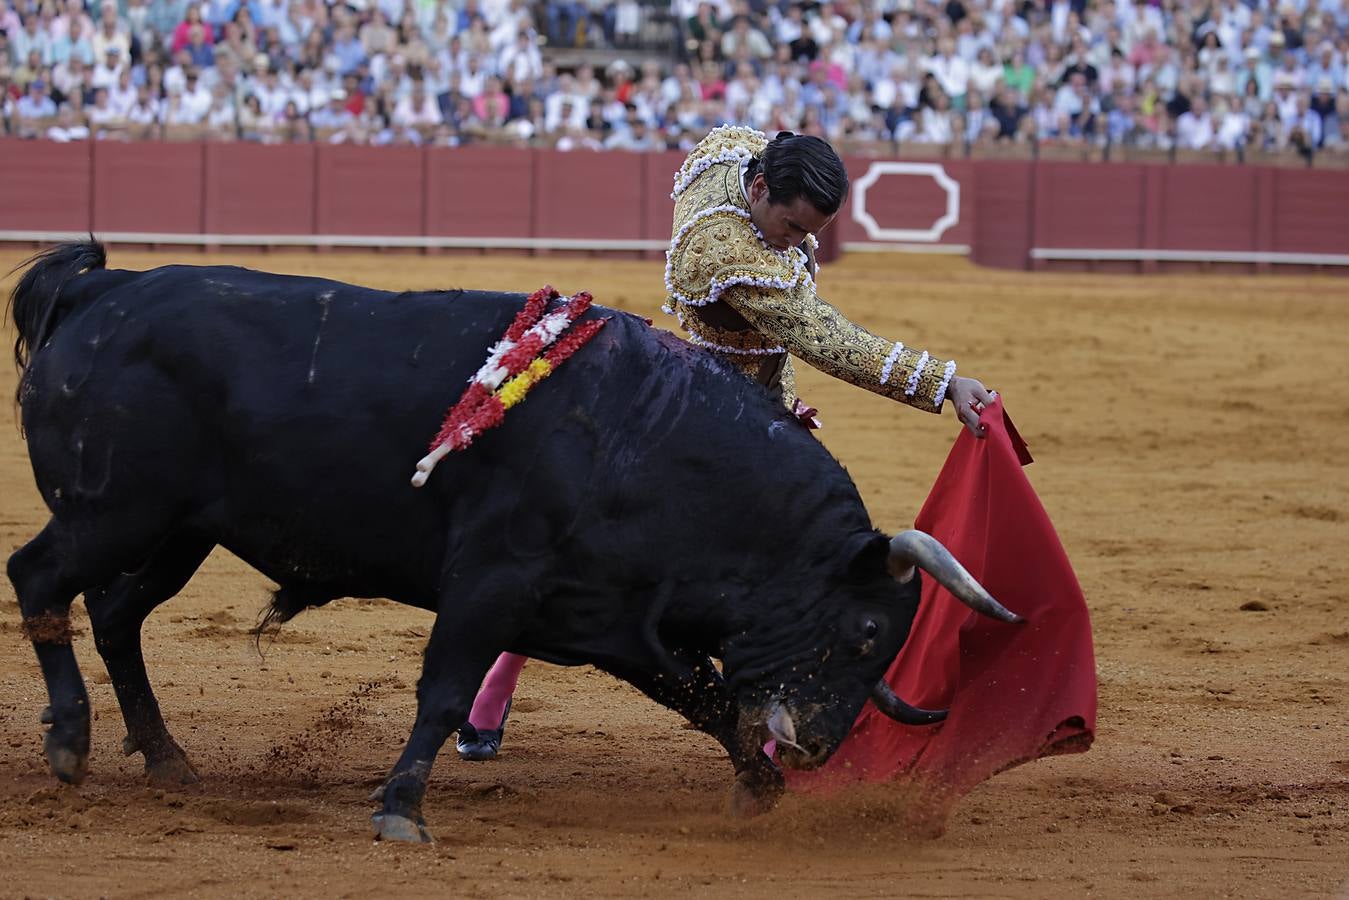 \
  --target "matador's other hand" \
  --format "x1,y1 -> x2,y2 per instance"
946,376 -> 996,439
